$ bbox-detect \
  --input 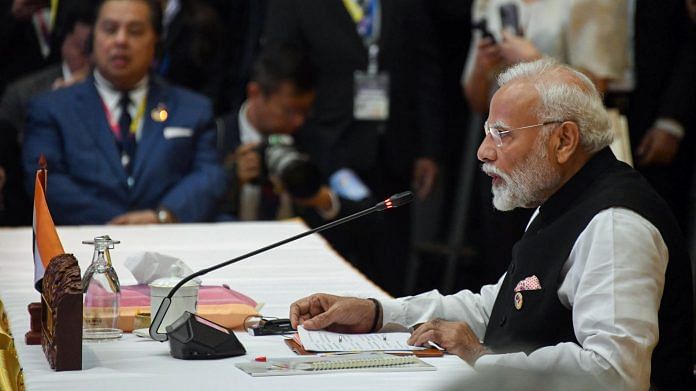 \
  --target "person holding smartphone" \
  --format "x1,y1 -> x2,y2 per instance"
463,0 -> 627,114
